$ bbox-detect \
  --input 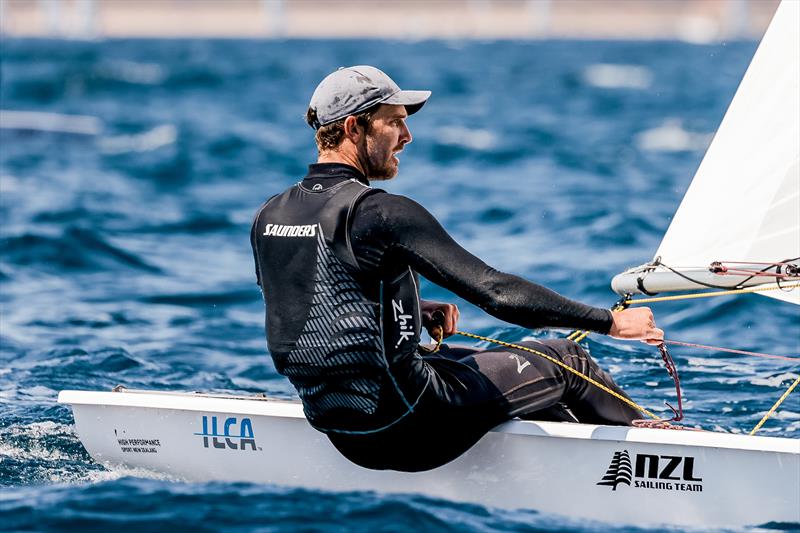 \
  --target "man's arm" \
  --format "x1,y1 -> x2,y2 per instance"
353,193 -> 660,341
250,216 -> 262,287
250,195 -> 279,288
